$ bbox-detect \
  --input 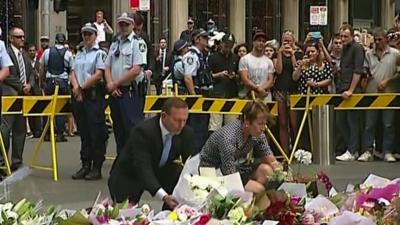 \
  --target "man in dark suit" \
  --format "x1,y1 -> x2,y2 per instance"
154,38 -> 171,95
108,97 -> 194,209
0,27 -> 35,172
27,43 -> 42,138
